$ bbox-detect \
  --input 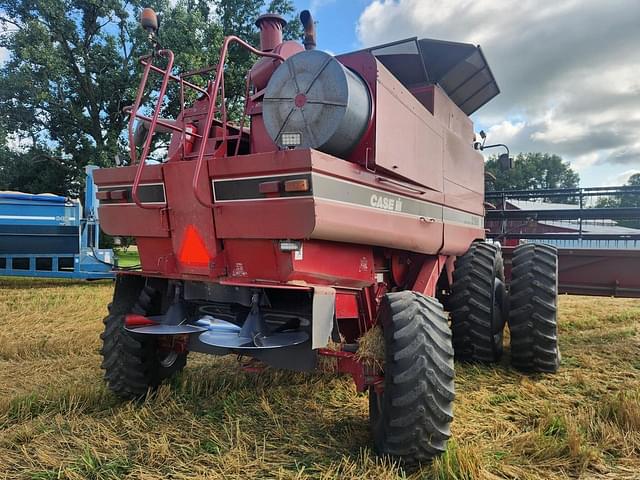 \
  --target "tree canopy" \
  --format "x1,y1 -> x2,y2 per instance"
626,173 -> 640,187
485,152 -> 580,192
594,173 -> 640,229
0,0 -> 300,195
